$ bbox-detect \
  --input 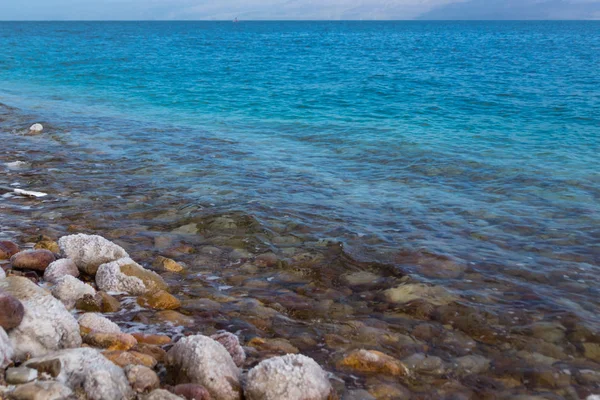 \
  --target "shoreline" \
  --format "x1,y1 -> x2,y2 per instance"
1,120 -> 600,398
